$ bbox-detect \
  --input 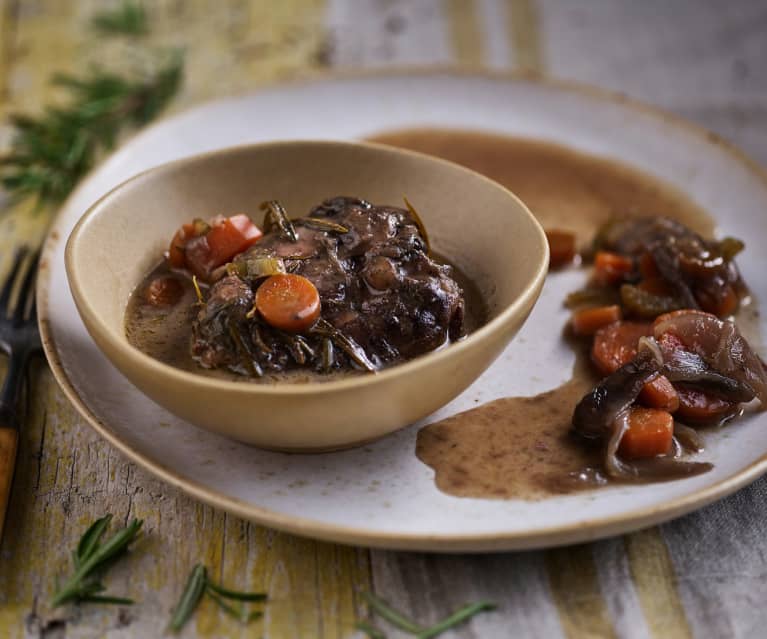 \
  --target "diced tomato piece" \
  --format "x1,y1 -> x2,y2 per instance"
206,214 -> 263,269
